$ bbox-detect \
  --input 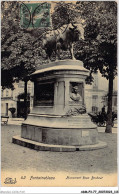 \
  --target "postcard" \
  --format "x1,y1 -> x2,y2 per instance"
1,0 -> 118,191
